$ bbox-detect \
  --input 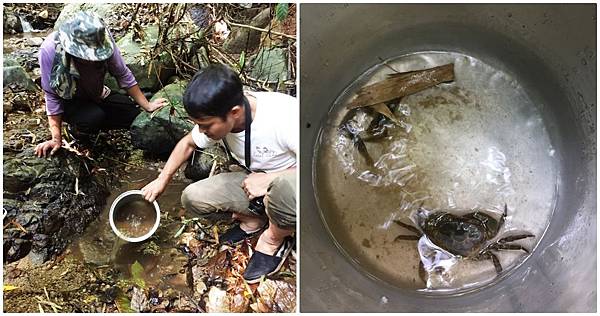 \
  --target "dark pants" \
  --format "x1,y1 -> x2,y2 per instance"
62,93 -> 141,132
